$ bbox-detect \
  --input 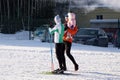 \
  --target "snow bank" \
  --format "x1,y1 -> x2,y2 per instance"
0,31 -> 29,40
15,31 -> 29,40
